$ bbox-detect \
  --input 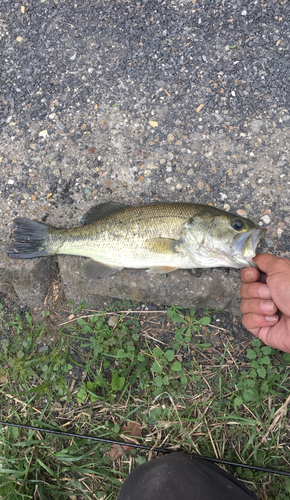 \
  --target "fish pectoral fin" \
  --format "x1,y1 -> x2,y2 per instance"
146,266 -> 178,274
145,237 -> 178,254
82,202 -> 130,225
81,259 -> 123,280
